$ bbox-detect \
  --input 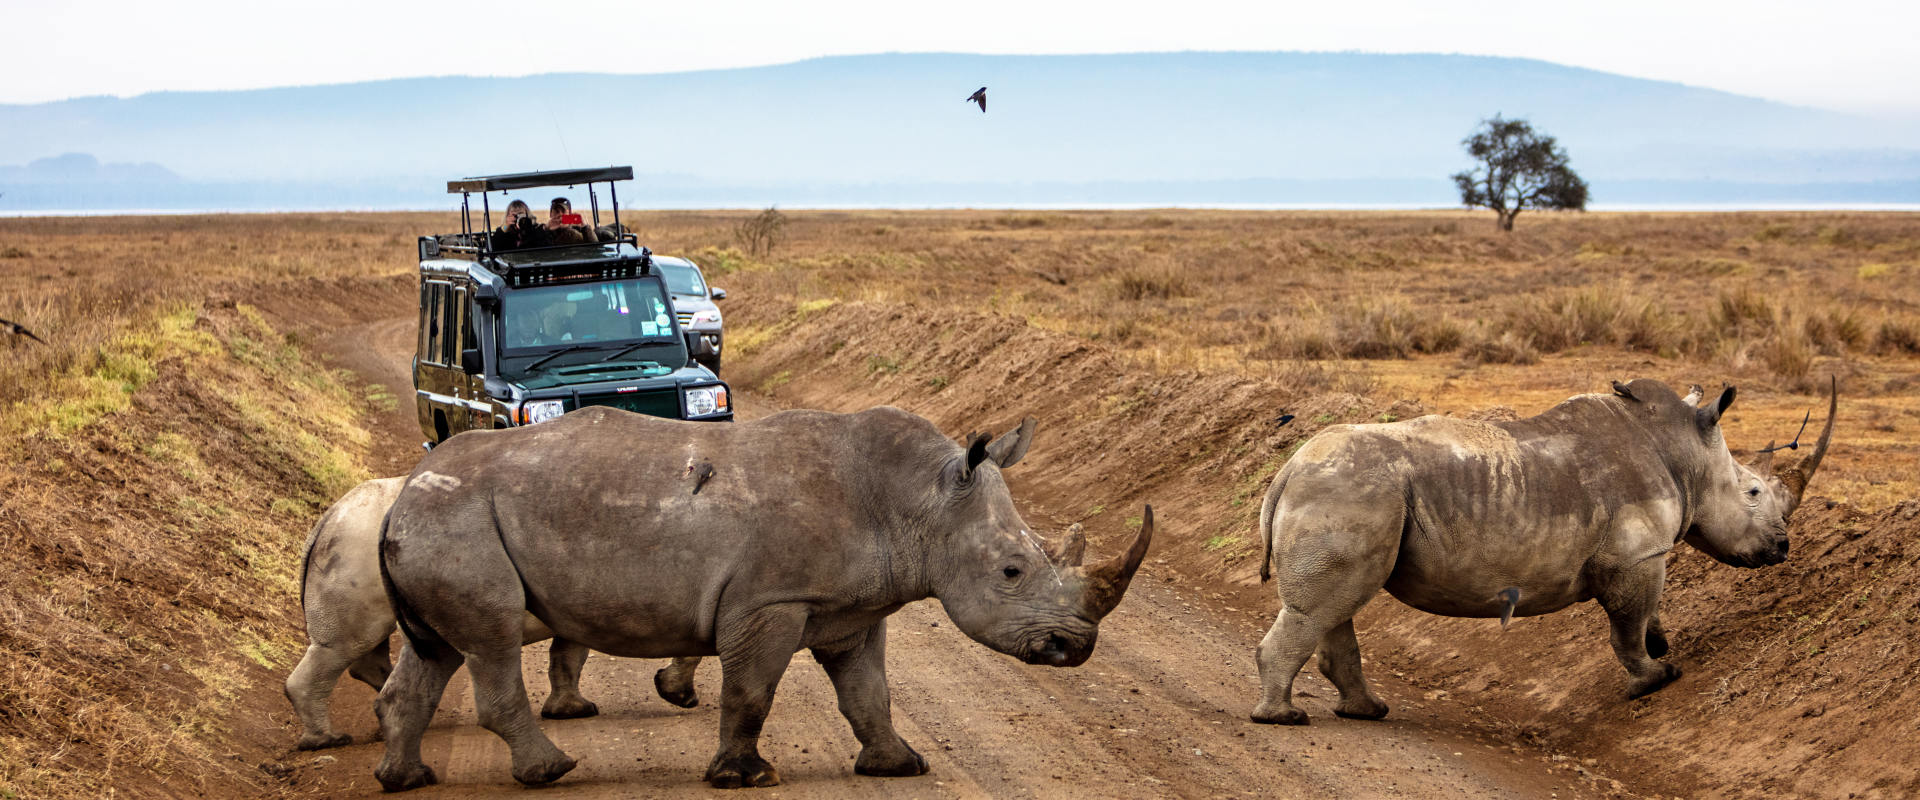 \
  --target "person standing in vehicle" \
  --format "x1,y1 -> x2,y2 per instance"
546,197 -> 590,245
491,199 -> 546,250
